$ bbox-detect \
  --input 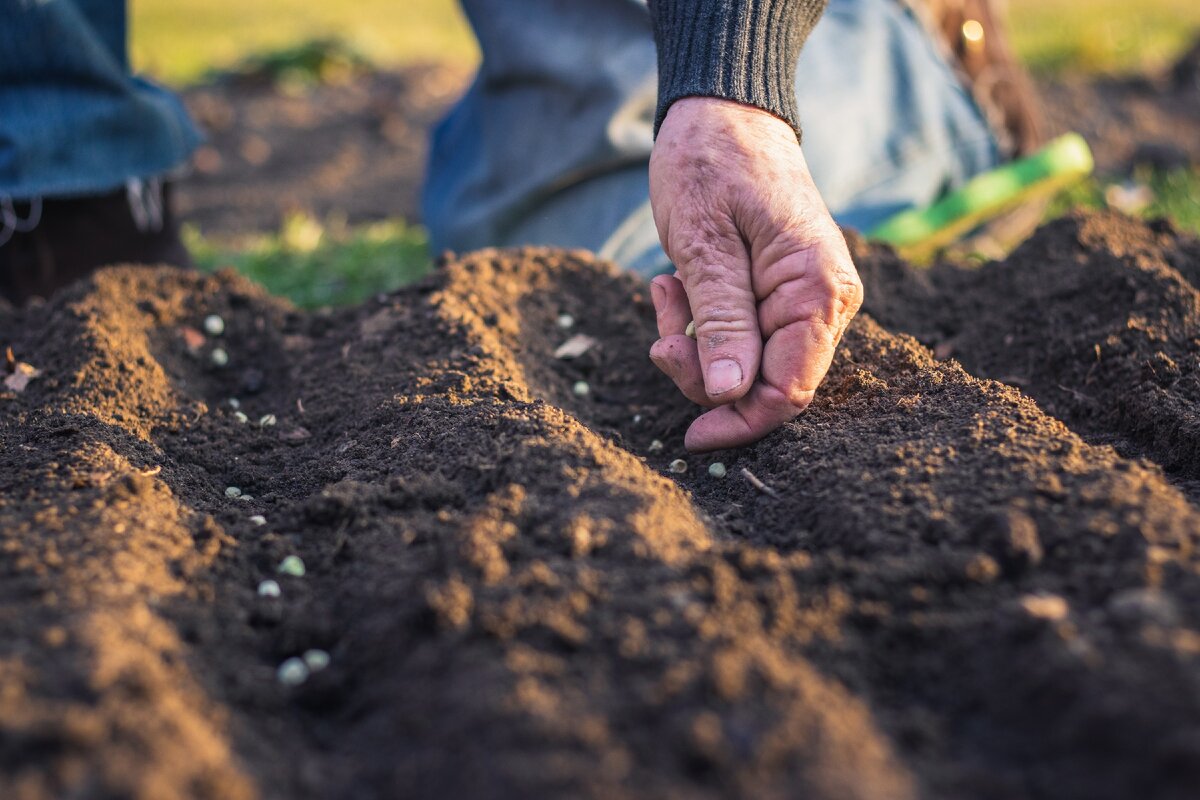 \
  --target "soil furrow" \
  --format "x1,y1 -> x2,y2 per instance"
2,211 -> 1200,799
858,211 -> 1200,500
